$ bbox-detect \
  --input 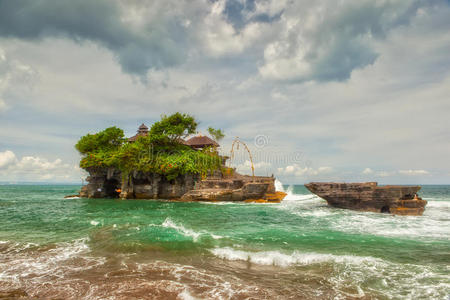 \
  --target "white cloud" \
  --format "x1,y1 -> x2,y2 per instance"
362,170 -> 430,178
0,98 -> 5,112
0,150 -> 82,182
376,171 -> 395,177
198,0 -> 271,57
399,170 -> 430,176
362,168 -> 373,174
0,0 -> 448,185
277,164 -> 333,177
0,47 -> 37,112
235,160 -> 272,176
251,0 -> 288,18
0,150 -> 17,169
